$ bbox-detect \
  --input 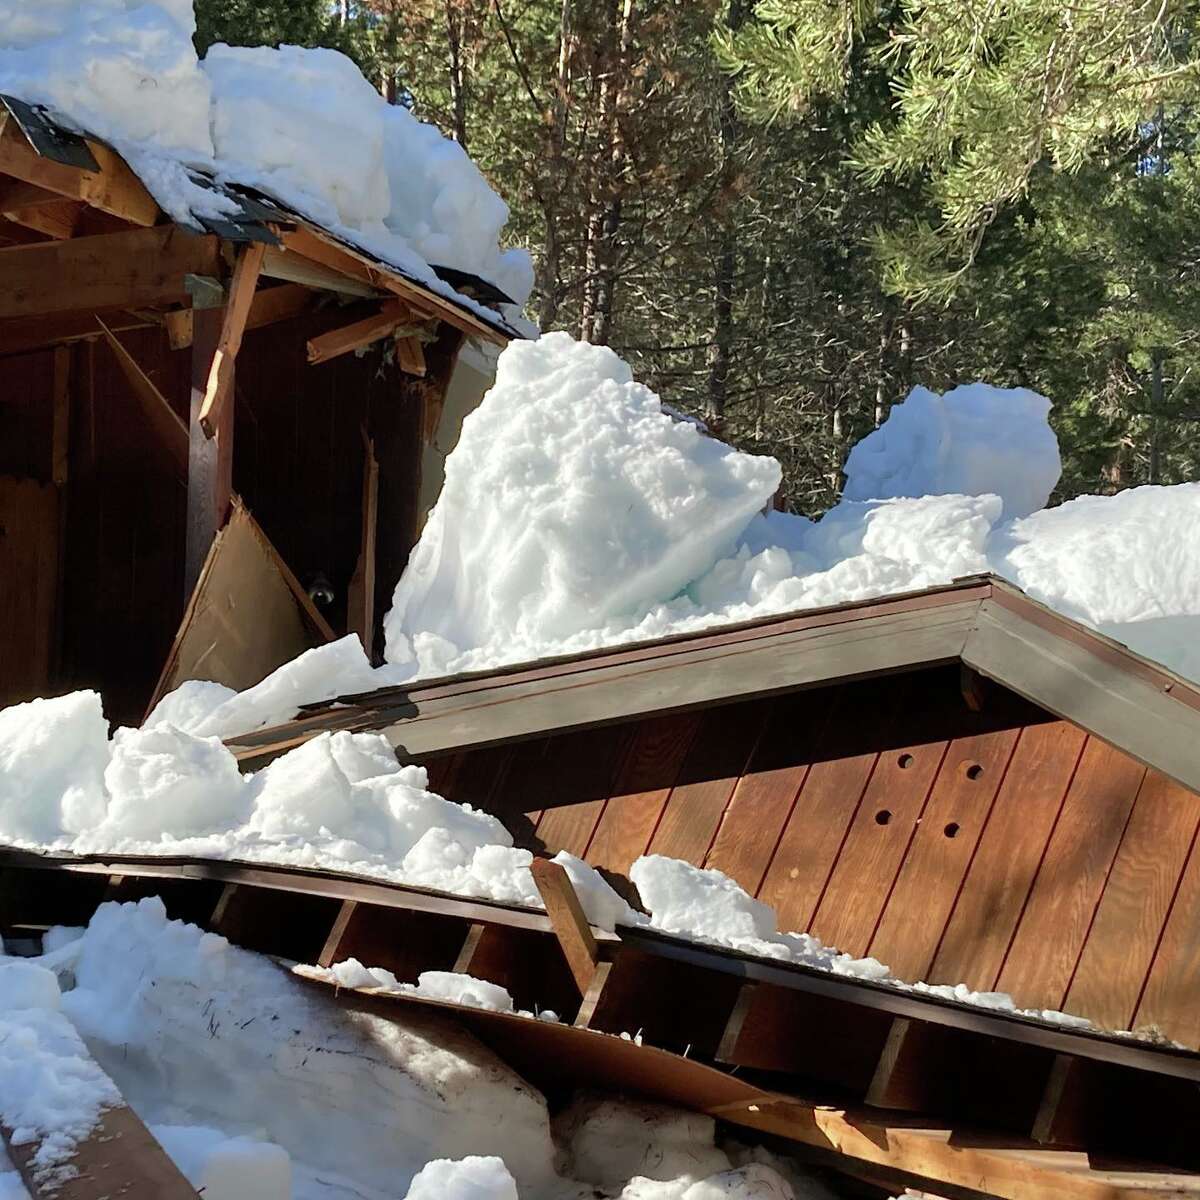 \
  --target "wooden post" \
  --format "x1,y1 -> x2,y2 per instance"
530,857 -> 600,996
184,304 -> 230,600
